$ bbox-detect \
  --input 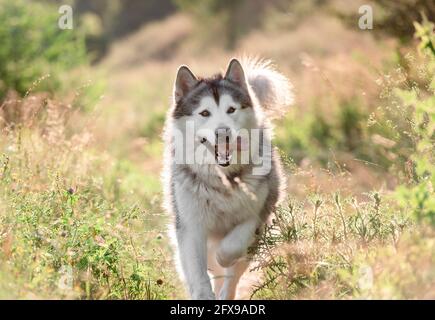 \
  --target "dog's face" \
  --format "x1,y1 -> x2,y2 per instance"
171,59 -> 258,167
